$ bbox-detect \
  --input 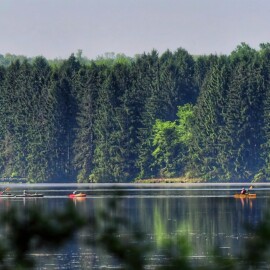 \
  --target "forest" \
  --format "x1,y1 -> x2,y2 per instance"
0,43 -> 270,183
